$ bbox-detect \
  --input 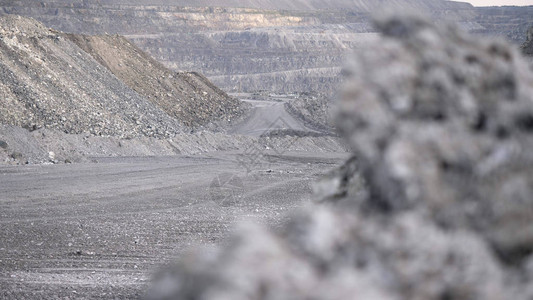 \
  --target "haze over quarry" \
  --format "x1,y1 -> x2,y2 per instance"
464,0 -> 533,6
